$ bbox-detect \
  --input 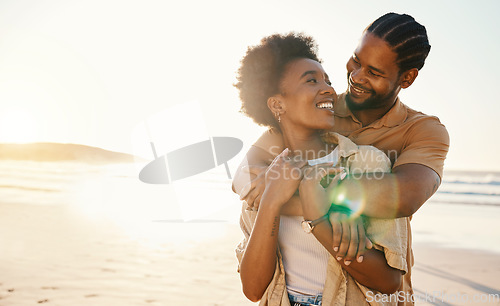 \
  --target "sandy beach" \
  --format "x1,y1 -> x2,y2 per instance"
411,244 -> 500,306
1,204 -> 499,305
0,162 -> 499,305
